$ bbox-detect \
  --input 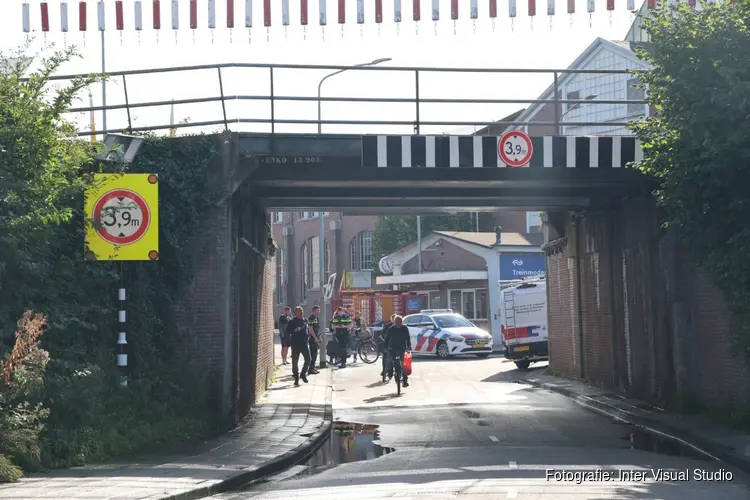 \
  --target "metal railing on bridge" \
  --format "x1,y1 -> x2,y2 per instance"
45,62 -> 649,138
